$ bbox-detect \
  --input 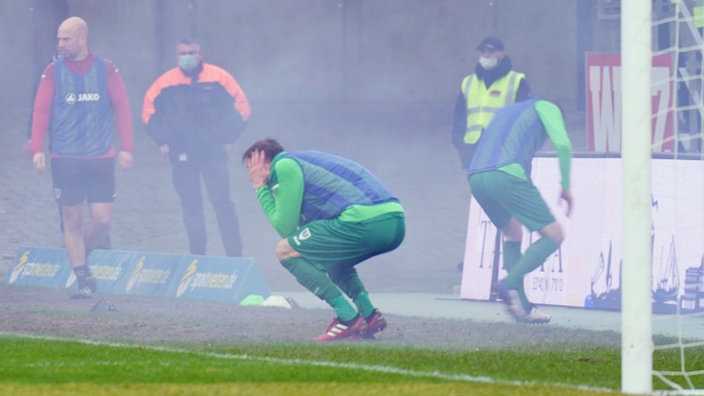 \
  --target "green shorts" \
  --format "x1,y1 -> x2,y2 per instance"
468,170 -> 555,232
287,212 -> 405,267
